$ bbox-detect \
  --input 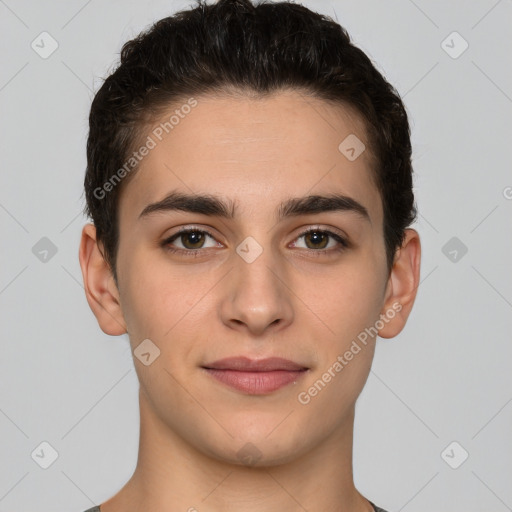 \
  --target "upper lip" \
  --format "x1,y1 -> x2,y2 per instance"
202,357 -> 308,372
